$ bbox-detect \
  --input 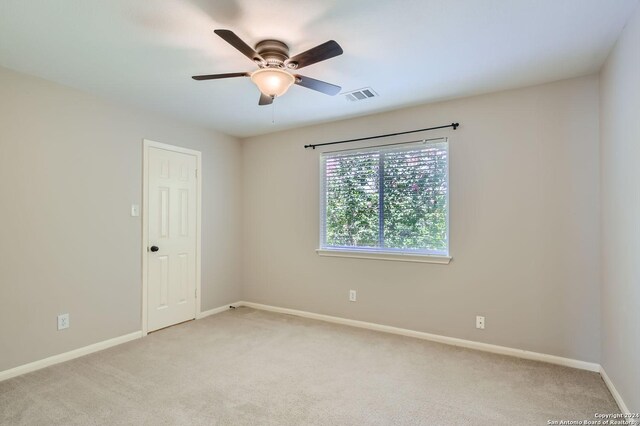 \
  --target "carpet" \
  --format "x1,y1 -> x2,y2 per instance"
0,307 -> 618,425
